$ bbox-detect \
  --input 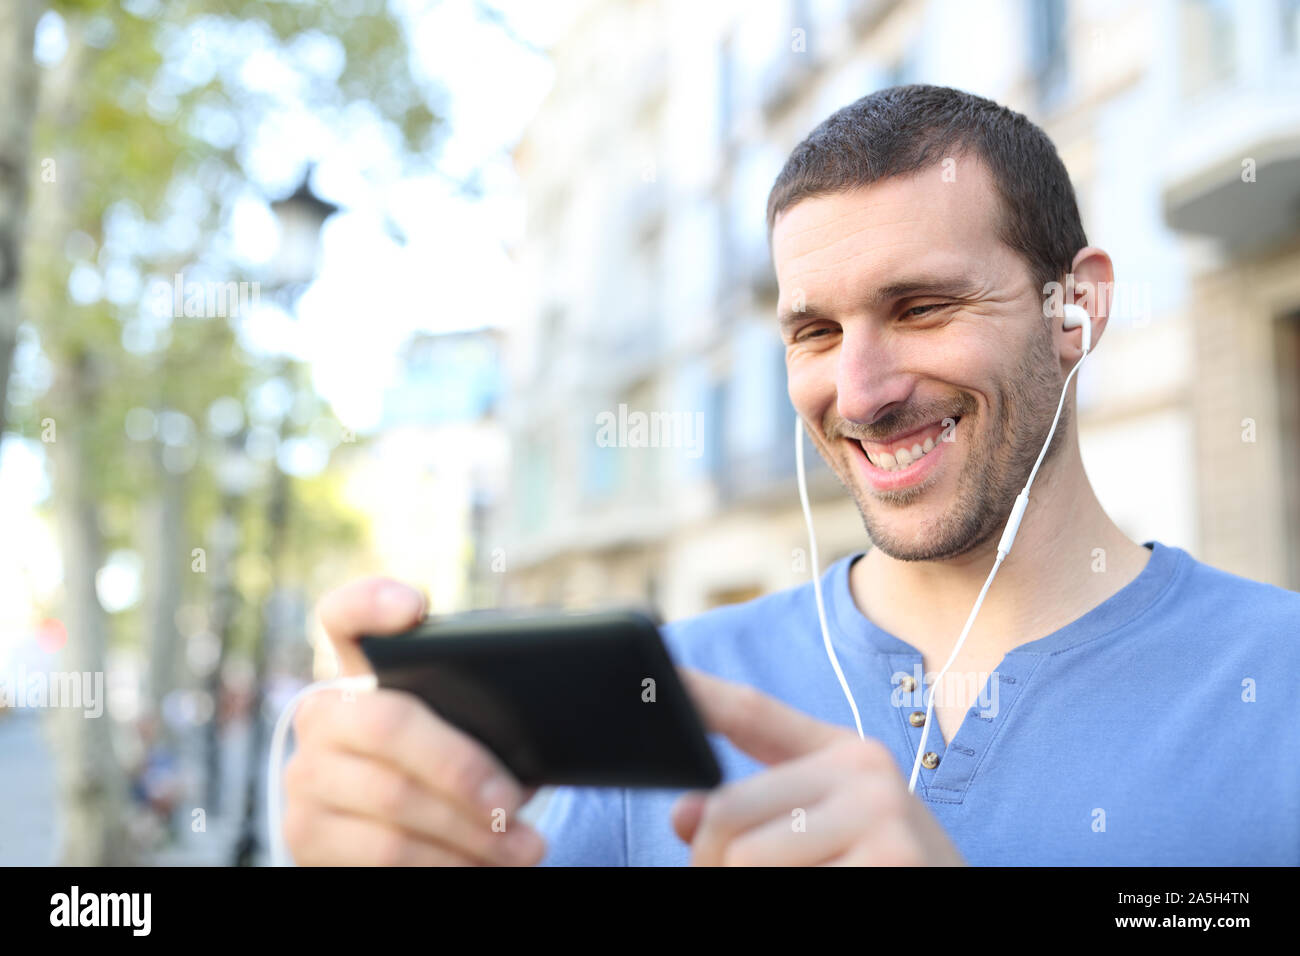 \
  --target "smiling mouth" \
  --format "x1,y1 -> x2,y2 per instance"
855,417 -> 960,473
